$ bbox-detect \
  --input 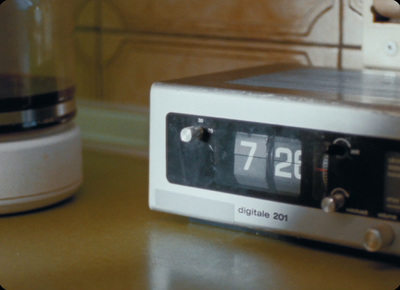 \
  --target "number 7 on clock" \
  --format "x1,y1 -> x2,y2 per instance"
240,141 -> 258,170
